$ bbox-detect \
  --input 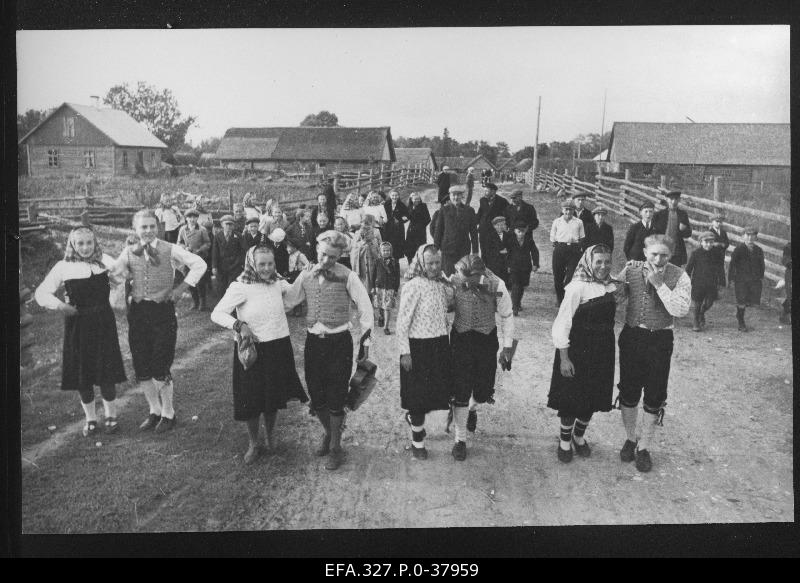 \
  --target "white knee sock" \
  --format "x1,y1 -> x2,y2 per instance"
81,399 -> 97,423
142,379 -> 162,416
637,411 -> 659,451
102,399 -> 116,419
156,378 -> 175,419
620,405 -> 638,442
453,406 -> 468,443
